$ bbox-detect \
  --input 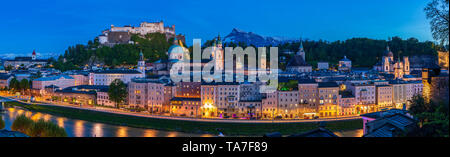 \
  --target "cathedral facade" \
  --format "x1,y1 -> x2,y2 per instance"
380,46 -> 410,79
